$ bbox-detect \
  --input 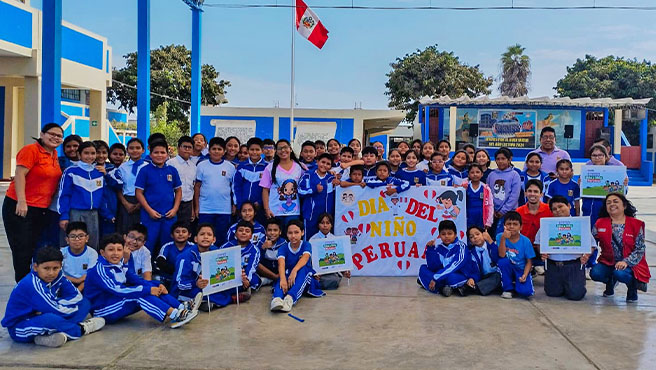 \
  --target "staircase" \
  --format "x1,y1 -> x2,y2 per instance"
628,167 -> 653,186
